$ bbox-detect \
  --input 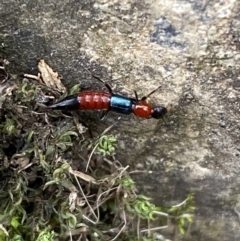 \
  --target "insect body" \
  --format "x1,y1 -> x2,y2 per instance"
48,74 -> 167,119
